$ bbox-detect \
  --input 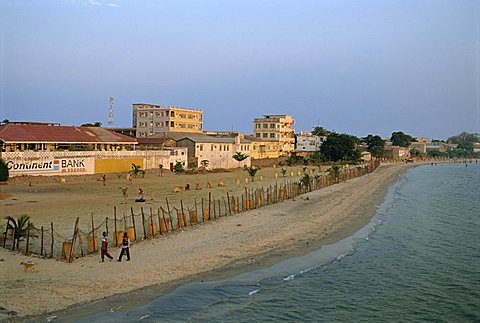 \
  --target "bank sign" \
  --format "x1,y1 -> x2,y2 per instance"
6,158 -> 95,176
